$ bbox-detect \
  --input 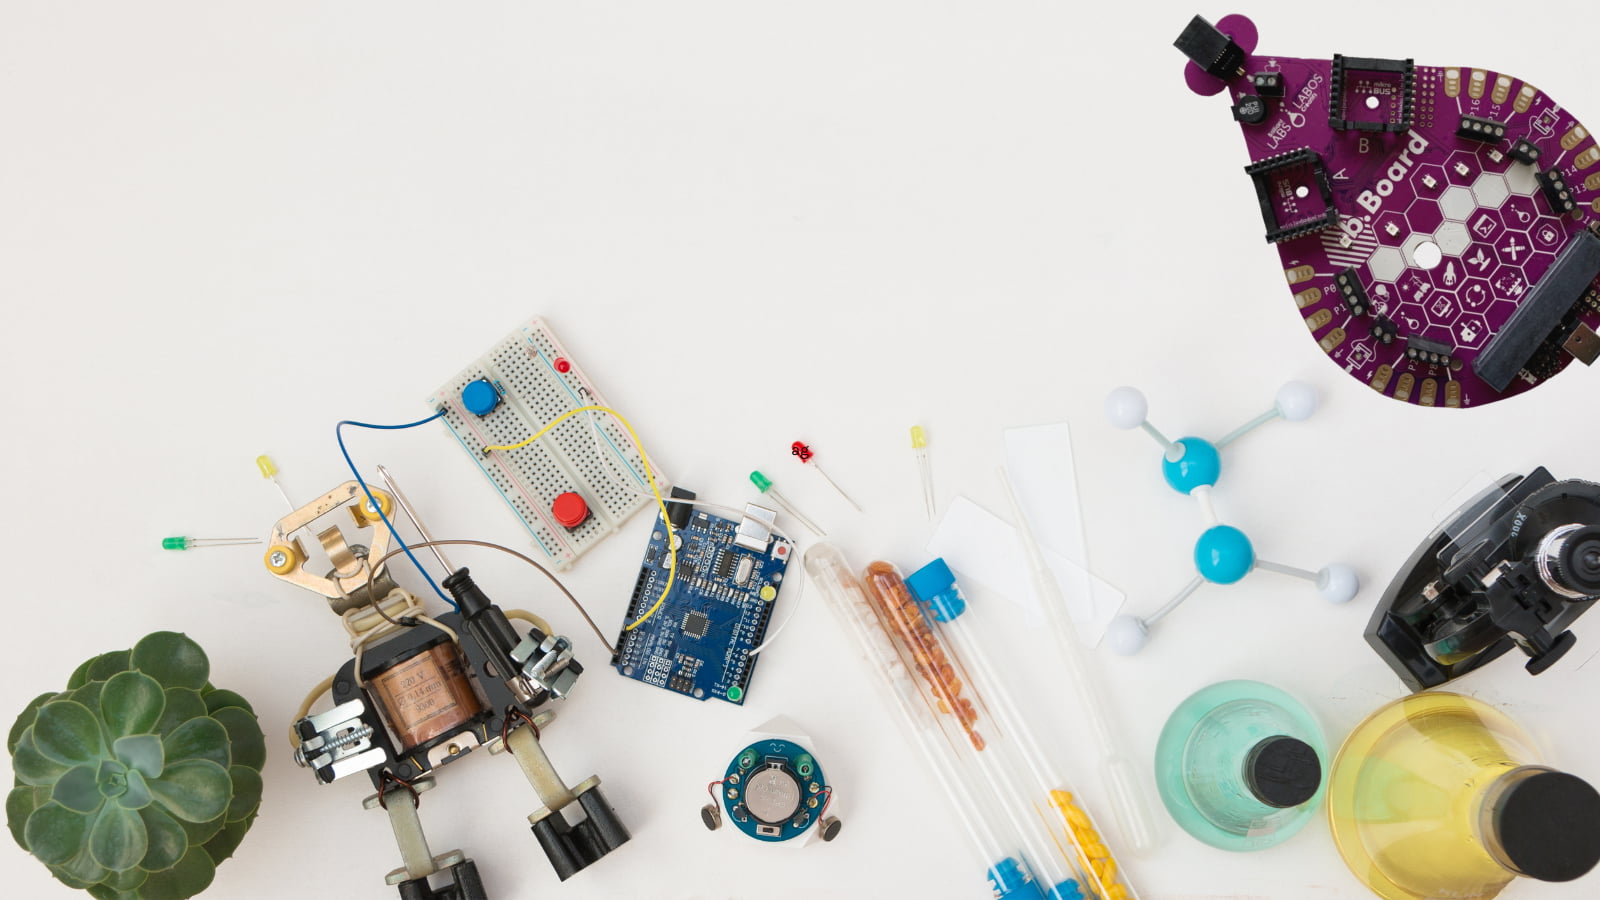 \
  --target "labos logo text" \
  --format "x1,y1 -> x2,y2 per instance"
1356,130 -> 1431,214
